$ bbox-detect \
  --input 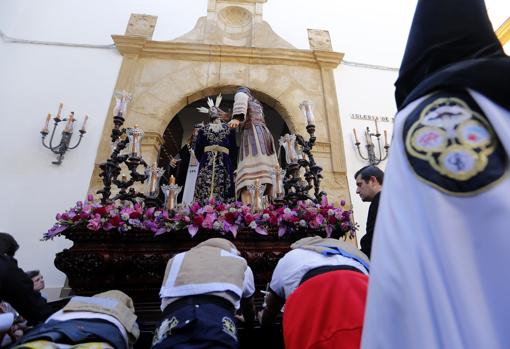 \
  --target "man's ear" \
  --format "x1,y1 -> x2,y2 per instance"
369,176 -> 378,185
